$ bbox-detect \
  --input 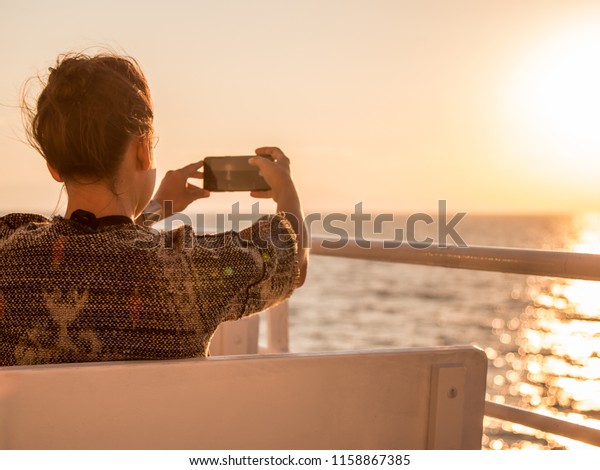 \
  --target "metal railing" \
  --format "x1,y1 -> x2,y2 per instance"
485,401 -> 600,447
309,236 -> 600,447
310,236 -> 600,281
